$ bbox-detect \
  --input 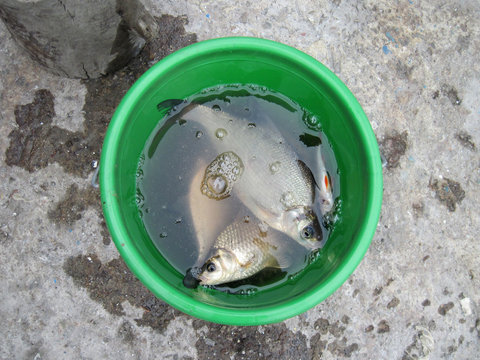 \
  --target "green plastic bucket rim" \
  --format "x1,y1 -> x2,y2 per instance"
100,37 -> 383,325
